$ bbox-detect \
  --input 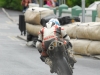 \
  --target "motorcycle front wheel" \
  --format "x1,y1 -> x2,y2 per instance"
56,57 -> 73,75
